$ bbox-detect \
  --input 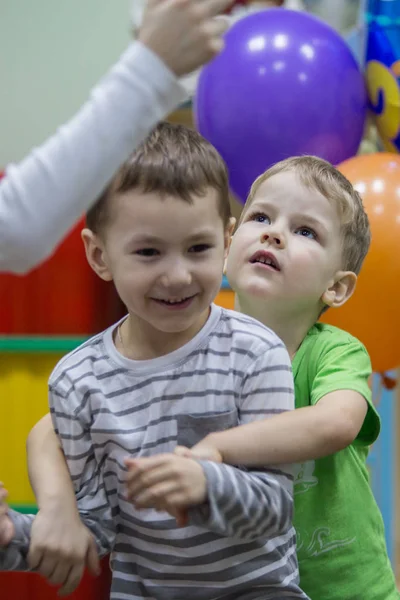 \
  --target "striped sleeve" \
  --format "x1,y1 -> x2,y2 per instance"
0,510 -> 34,571
189,342 -> 295,540
49,379 -> 116,557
